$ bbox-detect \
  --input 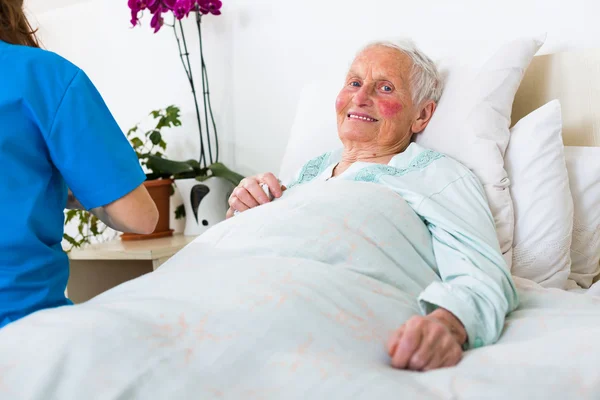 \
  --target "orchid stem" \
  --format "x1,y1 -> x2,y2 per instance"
174,19 -> 207,169
196,11 -> 219,163
195,10 -> 216,165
